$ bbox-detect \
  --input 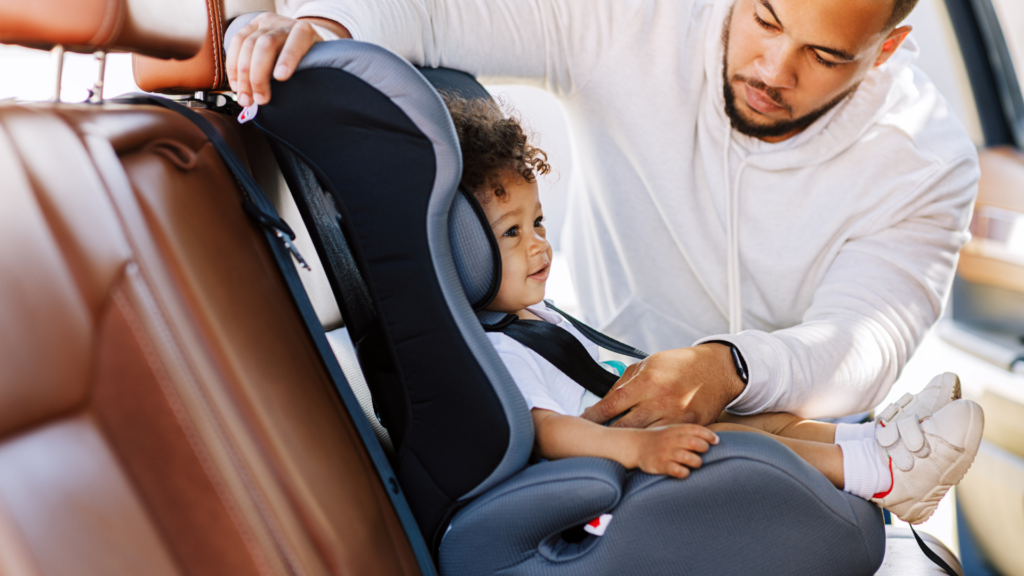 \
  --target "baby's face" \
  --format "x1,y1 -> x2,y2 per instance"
480,173 -> 552,314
